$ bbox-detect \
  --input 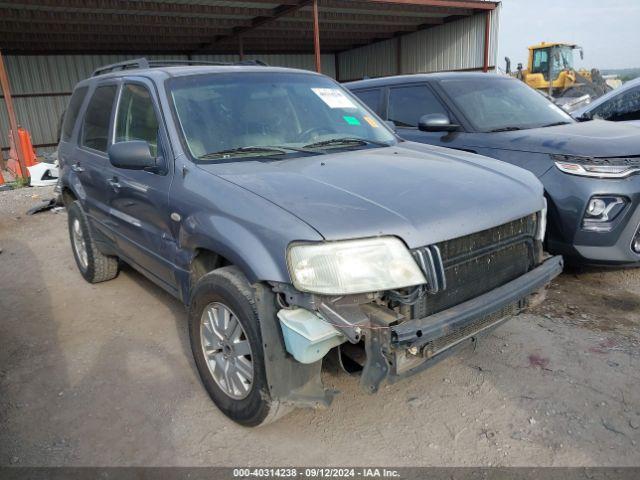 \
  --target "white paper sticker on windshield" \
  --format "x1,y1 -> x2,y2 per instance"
312,88 -> 357,109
